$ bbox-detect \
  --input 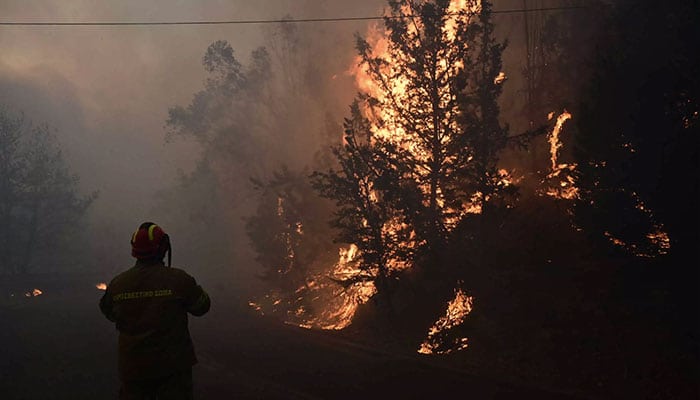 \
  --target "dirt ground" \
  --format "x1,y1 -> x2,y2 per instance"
0,273 -> 585,400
